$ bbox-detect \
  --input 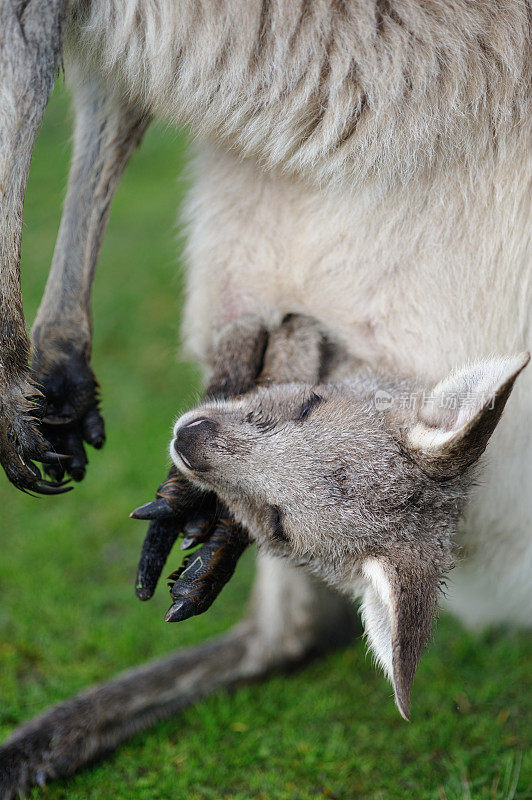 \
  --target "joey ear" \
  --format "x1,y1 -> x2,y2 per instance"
360,556 -> 439,720
405,352 -> 529,479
